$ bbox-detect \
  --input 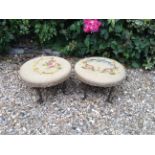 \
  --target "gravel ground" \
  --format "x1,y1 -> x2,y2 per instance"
0,55 -> 155,135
